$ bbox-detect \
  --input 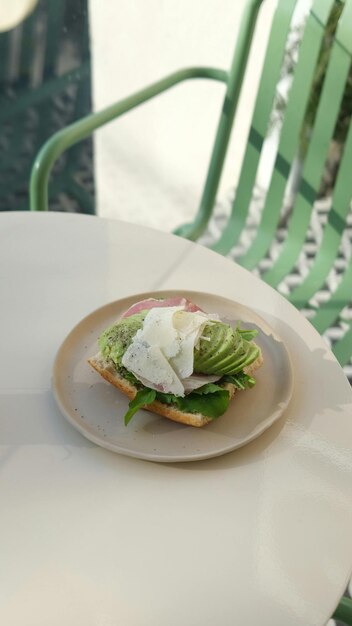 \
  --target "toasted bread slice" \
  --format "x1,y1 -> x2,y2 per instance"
88,353 -> 263,428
